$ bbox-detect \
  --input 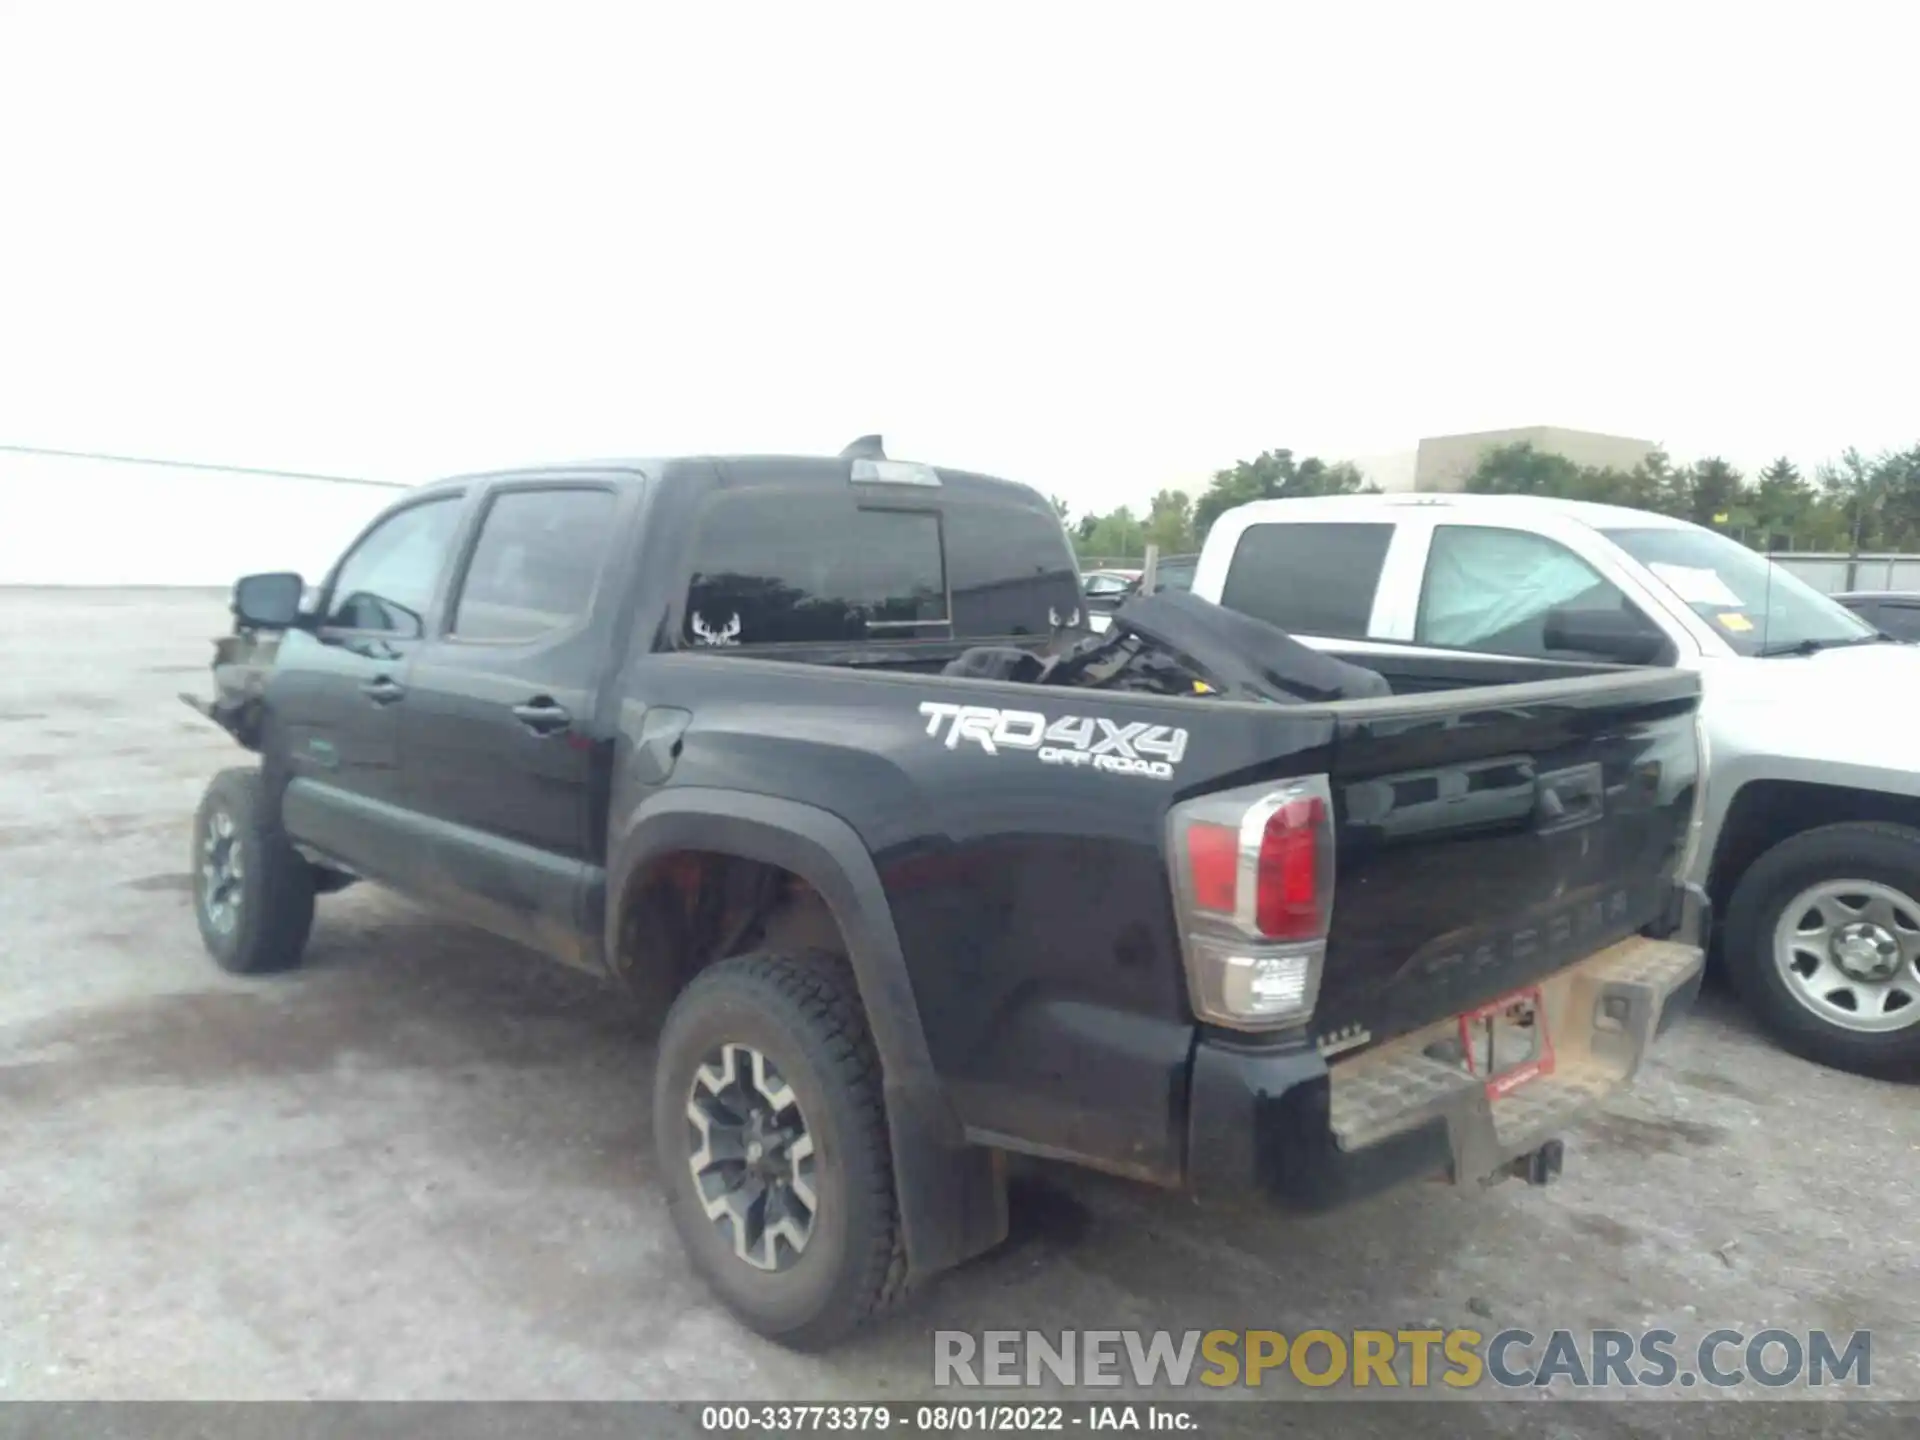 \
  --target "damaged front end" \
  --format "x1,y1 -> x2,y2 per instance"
180,629 -> 282,752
